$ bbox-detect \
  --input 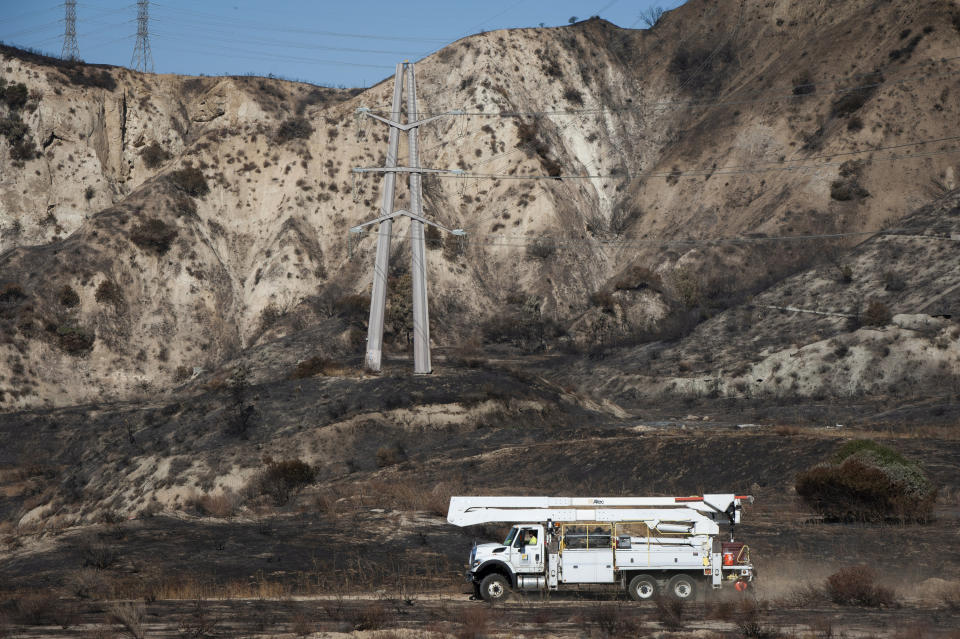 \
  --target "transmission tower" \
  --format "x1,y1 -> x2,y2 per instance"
351,62 -> 465,374
131,0 -> 154,73
61,0 -> 80,61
